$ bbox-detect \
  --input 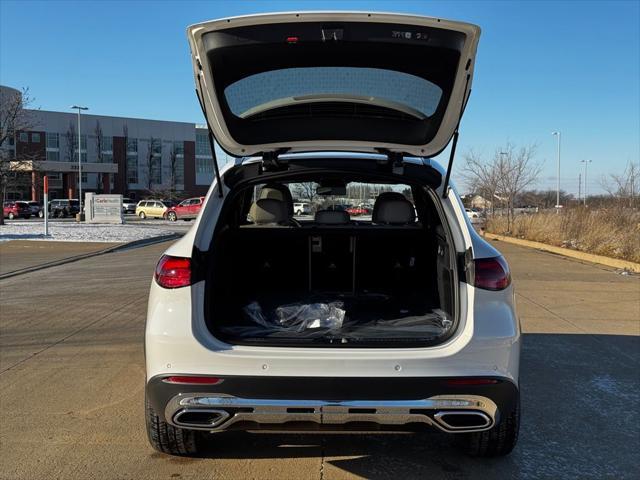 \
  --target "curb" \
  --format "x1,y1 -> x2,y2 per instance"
0,233 -> 180,280
484,233 -> 640,273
